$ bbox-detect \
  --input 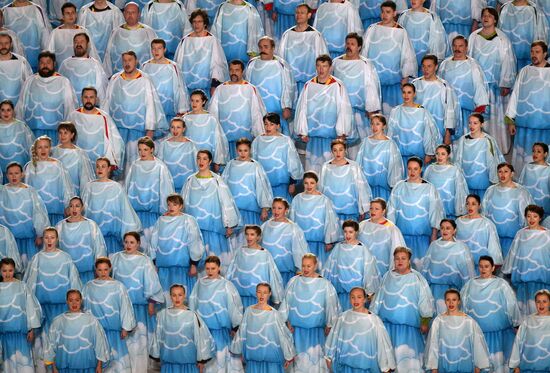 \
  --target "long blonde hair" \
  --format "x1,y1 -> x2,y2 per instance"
30,135 -> 52,169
